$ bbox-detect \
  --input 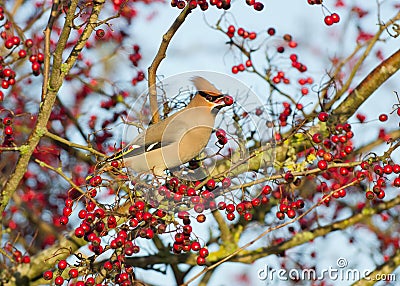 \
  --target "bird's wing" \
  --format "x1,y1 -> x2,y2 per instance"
121,141 -> 166,158
112,119 -> 188,159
